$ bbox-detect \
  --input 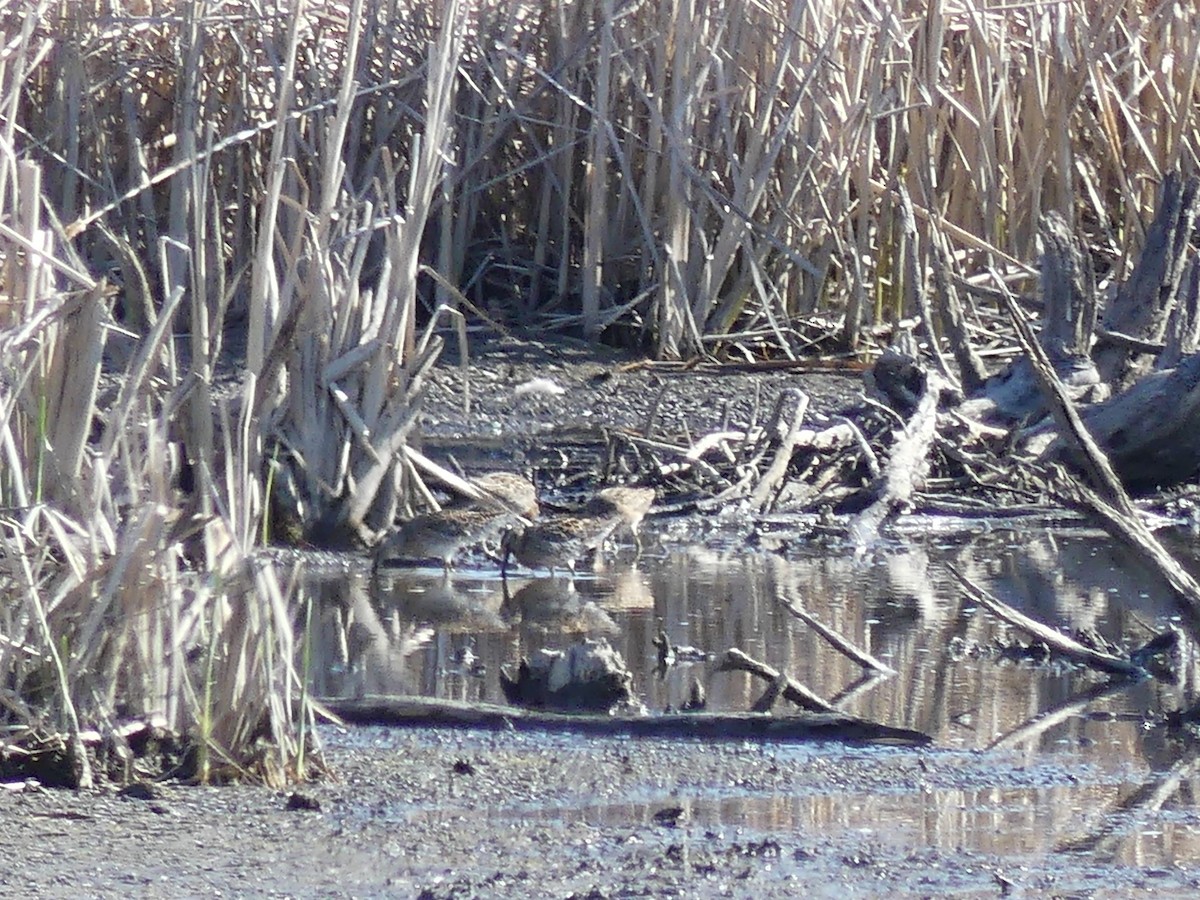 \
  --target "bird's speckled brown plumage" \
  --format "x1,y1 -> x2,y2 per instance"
467,471 -> 539,518
375,507 -> 523,570
588,486 -> 654,532
500,512 -> 620,576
